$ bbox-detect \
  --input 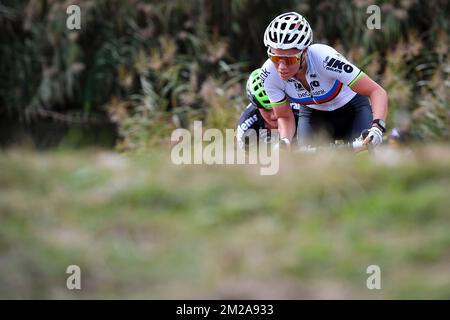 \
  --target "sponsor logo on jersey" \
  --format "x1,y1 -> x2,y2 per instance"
312,89 -> 326,96
323,55 -> 354,73
310,80 -> 320,88
288,80 -> 343,105
292,80 -> 321,93
294,82 -> 304,91
296,89 -> 325,99
296,91 -> 310,98
259,68 -> 270,84
238,114 -> 258,136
